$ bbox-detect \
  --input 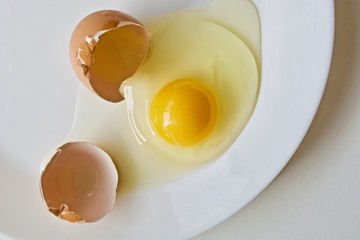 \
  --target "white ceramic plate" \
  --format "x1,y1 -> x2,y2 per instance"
0,0 -> 334,239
